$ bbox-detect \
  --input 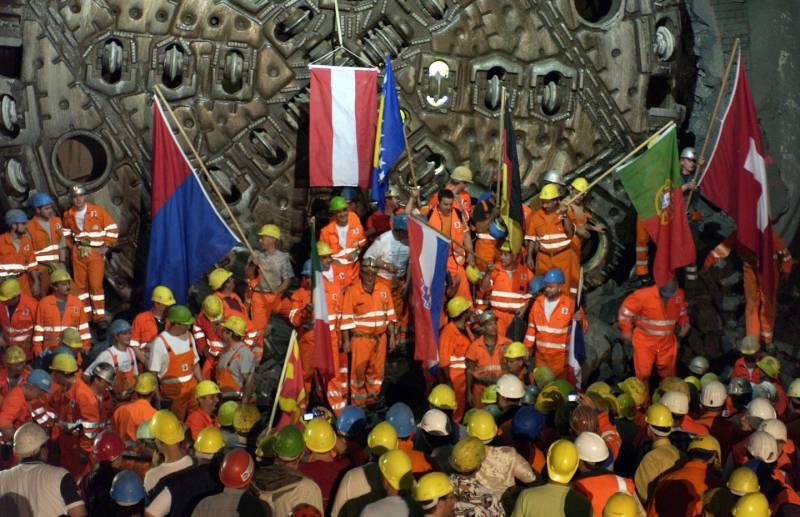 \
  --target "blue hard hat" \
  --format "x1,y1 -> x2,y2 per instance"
30,192 -> 55,208
340,187 -> 359,201
543,268 -> 564,284
488,217 -> 508,240
336,405 -> 367,437
658,280 -> 677,299
528,276 -> 545,295
301,259 -> 311,277
511,406 -> 545,440
4,209 -> 27,225
109,319 -> 132,336
111,470 -> 145,506
392,214 -> 408,232
385,402 -> 415,438
27,369 -> 52,393
53,346 -> 74,357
